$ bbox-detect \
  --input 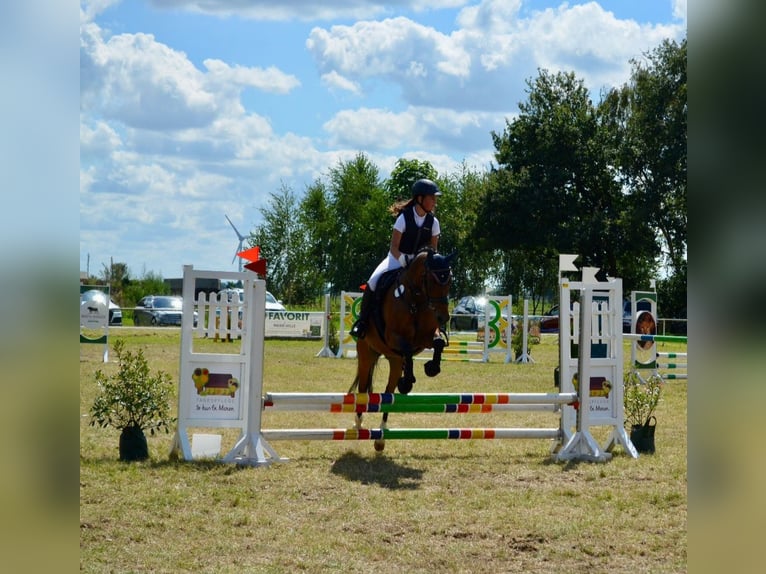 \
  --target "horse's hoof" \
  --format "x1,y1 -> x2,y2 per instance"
374,440 -> 386,452
397,377 -> 414,394
424,360 -> 441,377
